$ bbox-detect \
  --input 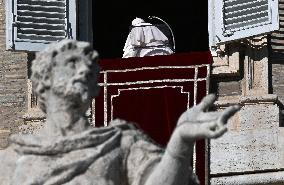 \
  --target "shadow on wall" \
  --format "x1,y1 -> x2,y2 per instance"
280,109 -> 284,127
